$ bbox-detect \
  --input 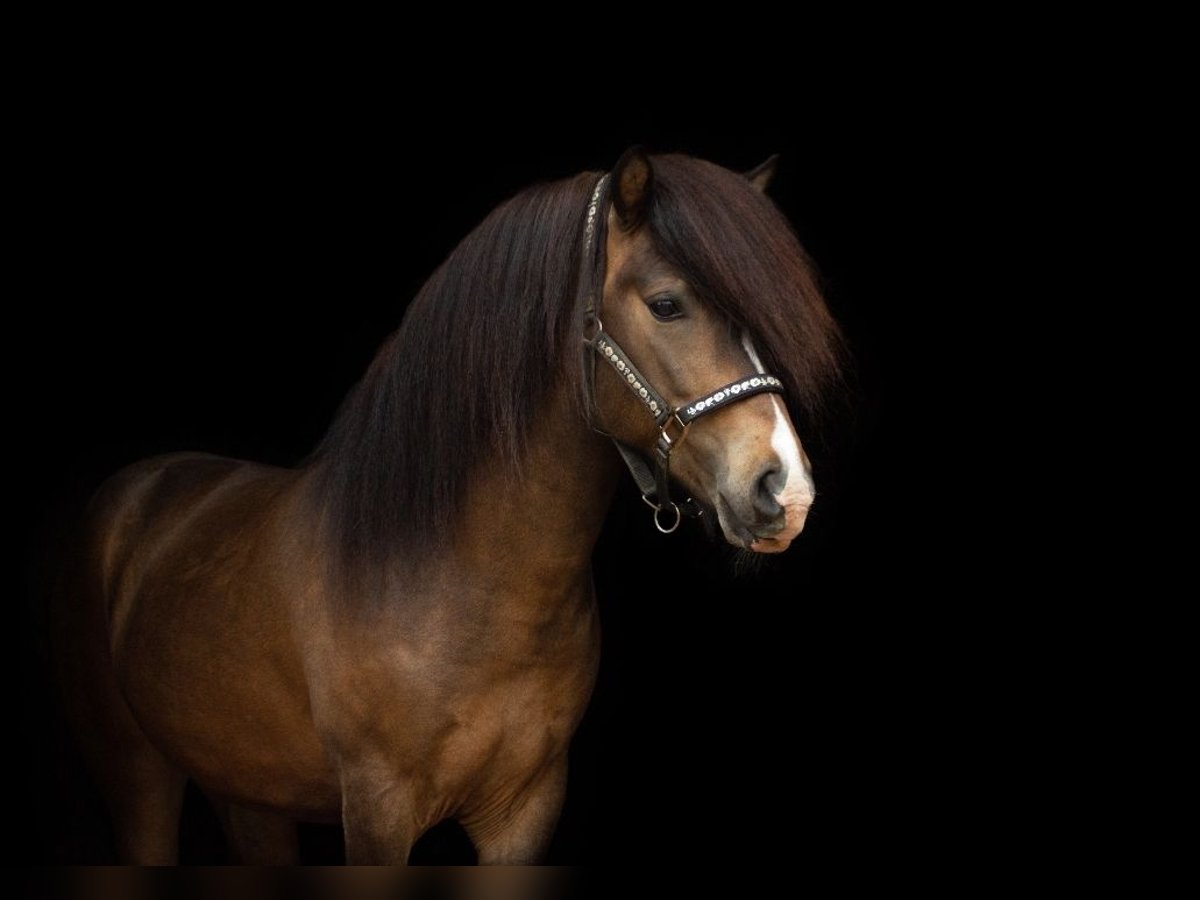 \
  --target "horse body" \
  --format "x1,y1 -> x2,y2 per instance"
57,381 -> 612,863
76,454 -> 338,818
52,149 -> 844,863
